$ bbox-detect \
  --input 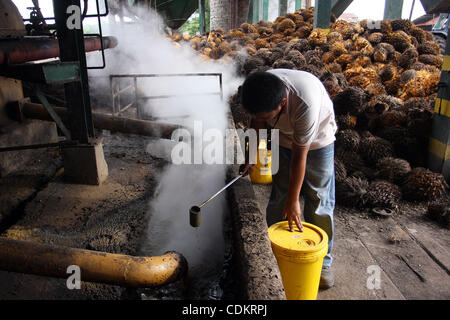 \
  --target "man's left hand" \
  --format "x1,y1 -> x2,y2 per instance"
282,200 -> 304,232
